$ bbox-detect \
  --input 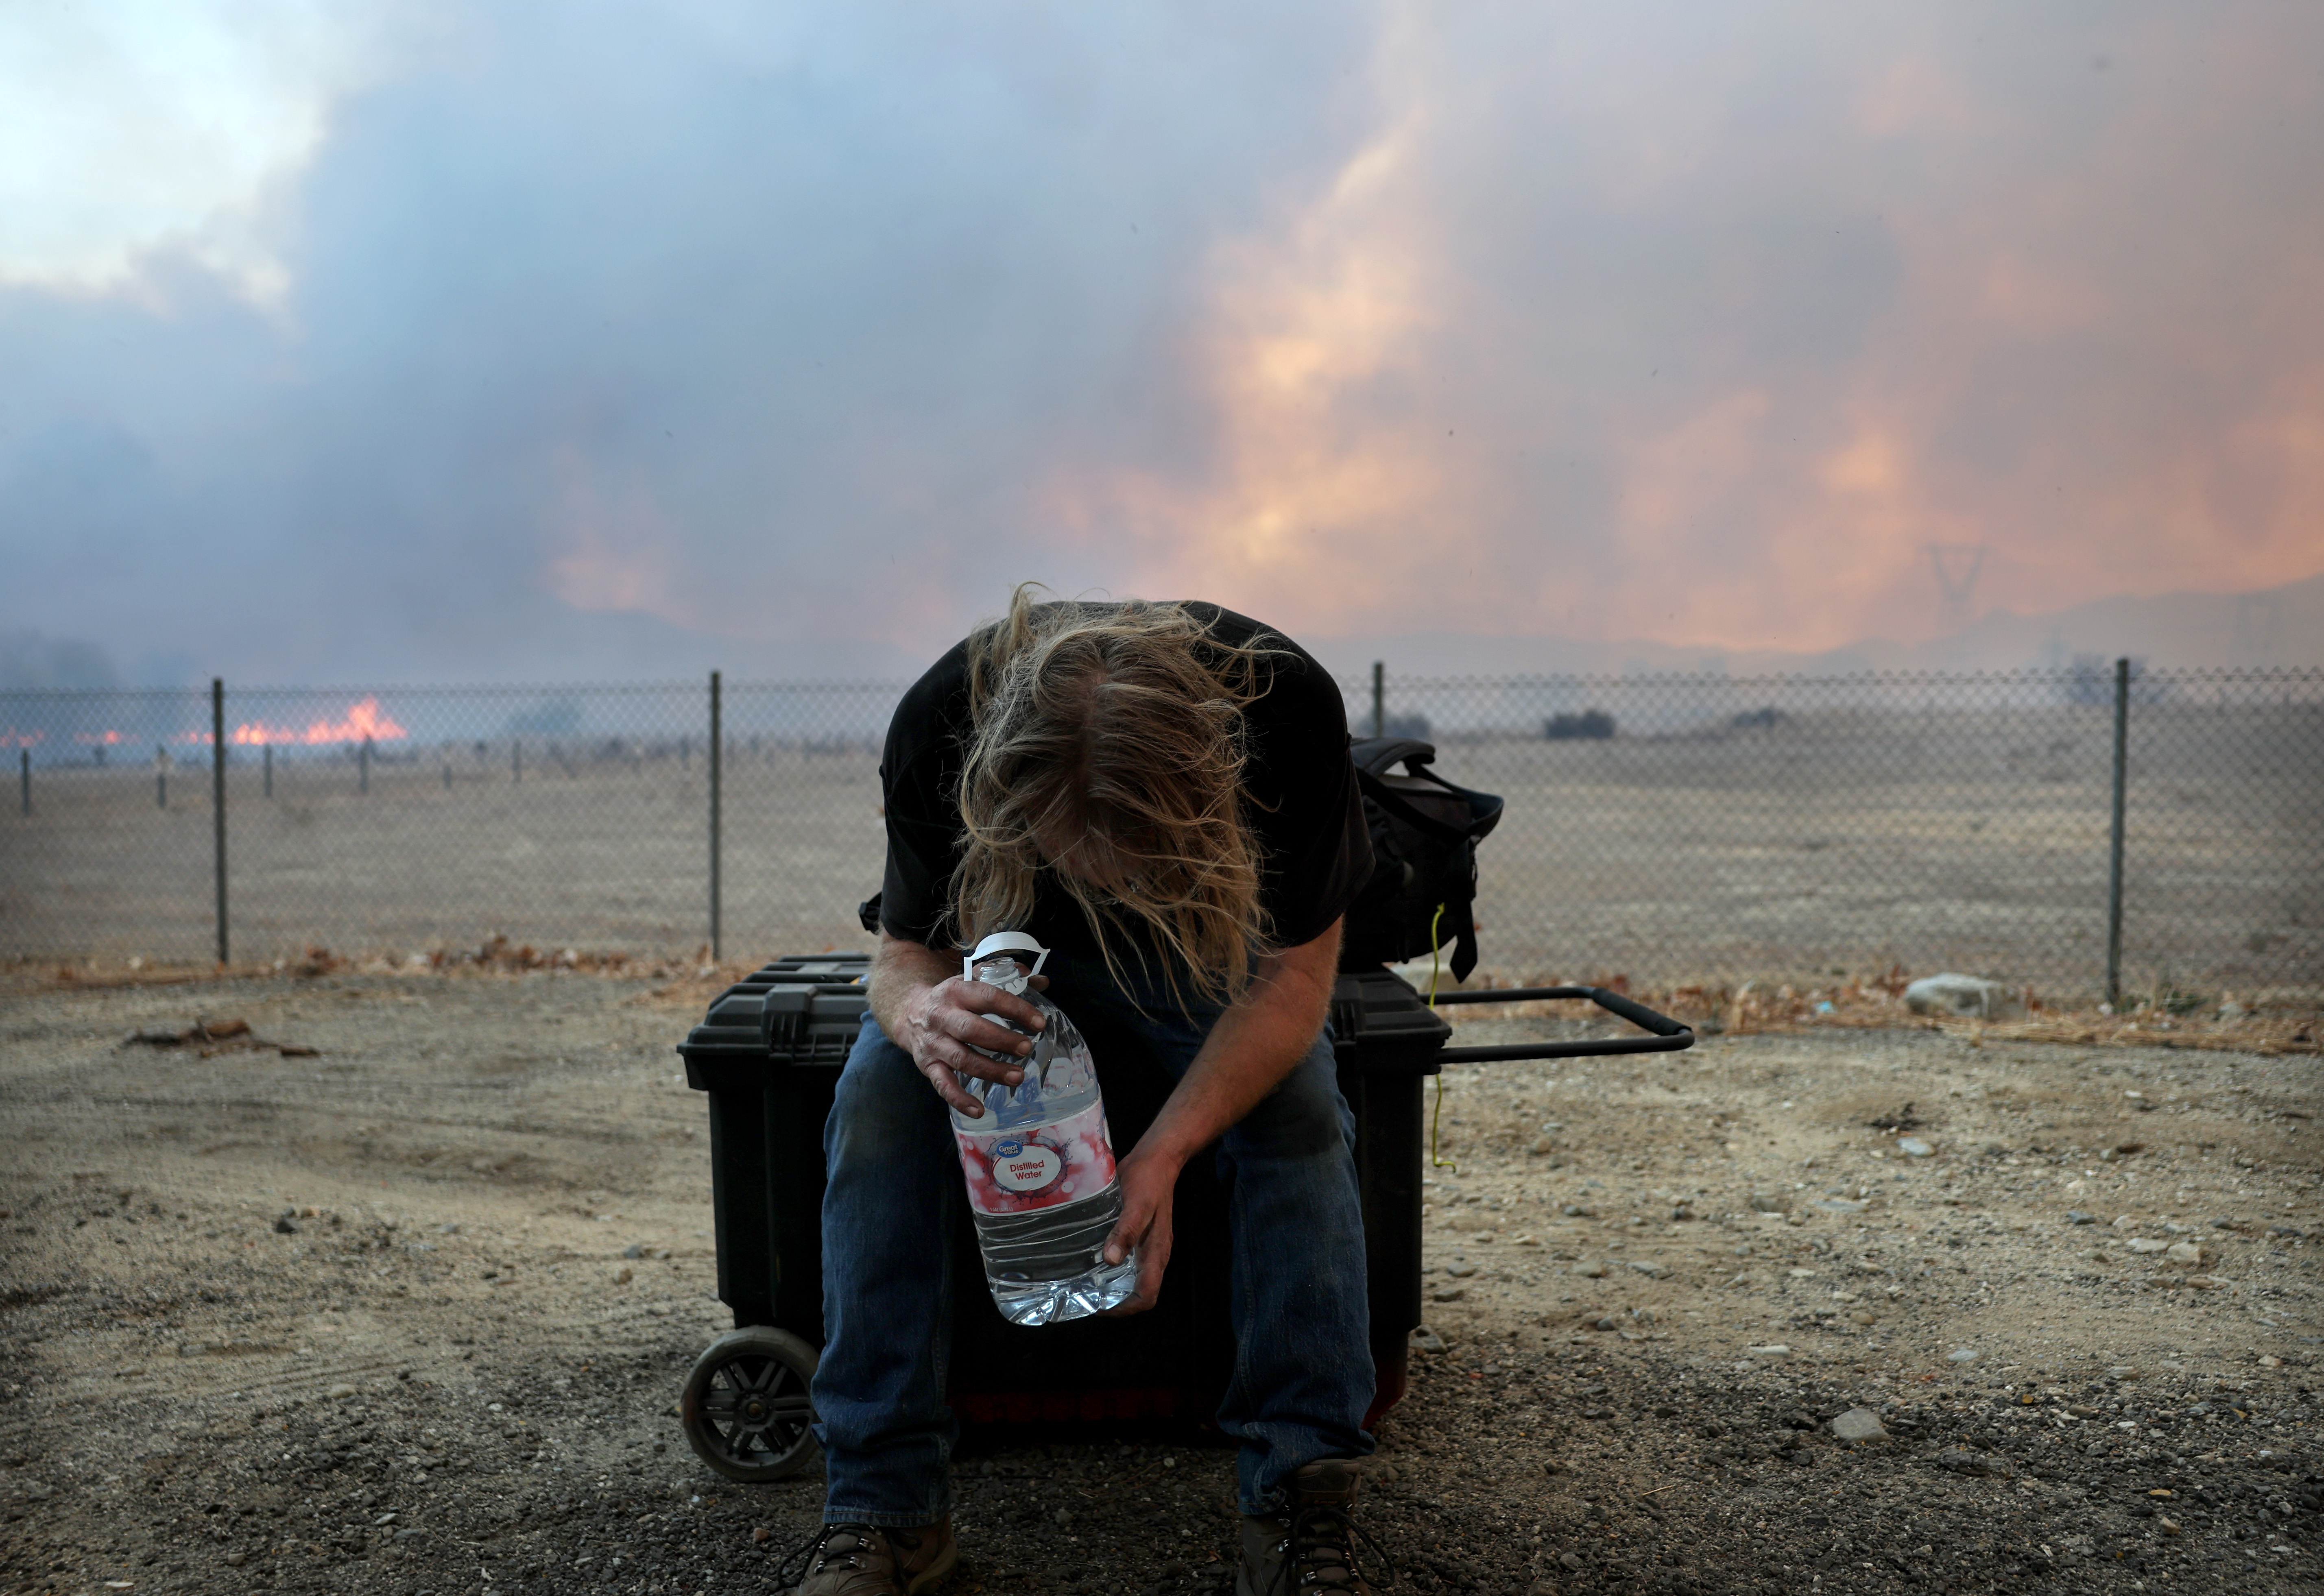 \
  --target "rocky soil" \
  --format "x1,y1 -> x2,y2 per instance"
0,967 -> 2317,1596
